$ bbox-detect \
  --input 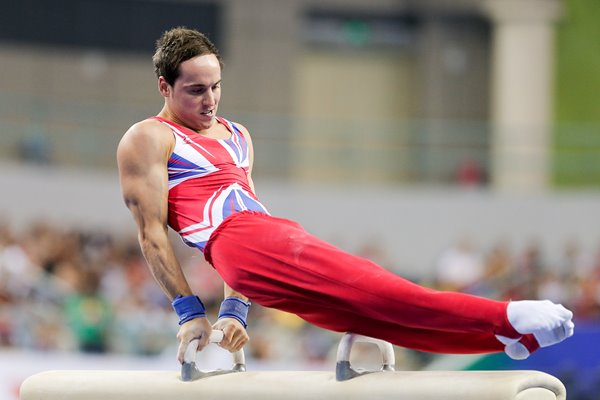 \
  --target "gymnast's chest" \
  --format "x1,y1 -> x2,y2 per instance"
169,134 -> 248,174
